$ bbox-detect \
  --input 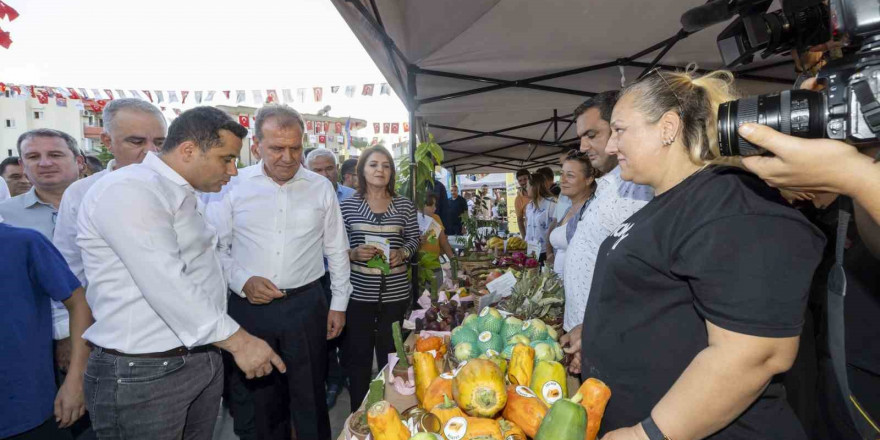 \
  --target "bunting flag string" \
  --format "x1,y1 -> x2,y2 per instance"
181,90 -> 189,104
